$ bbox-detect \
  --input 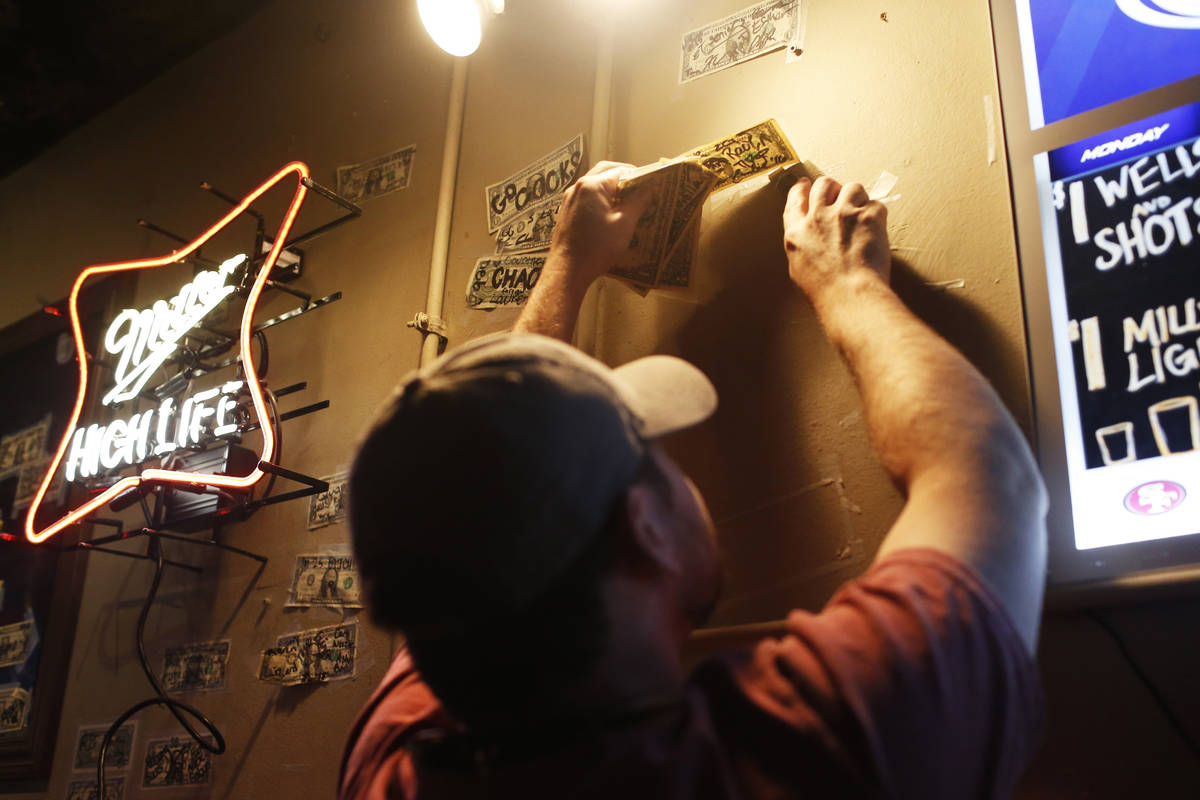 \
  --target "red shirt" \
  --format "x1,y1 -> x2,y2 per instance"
339,549 -> 1042,799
